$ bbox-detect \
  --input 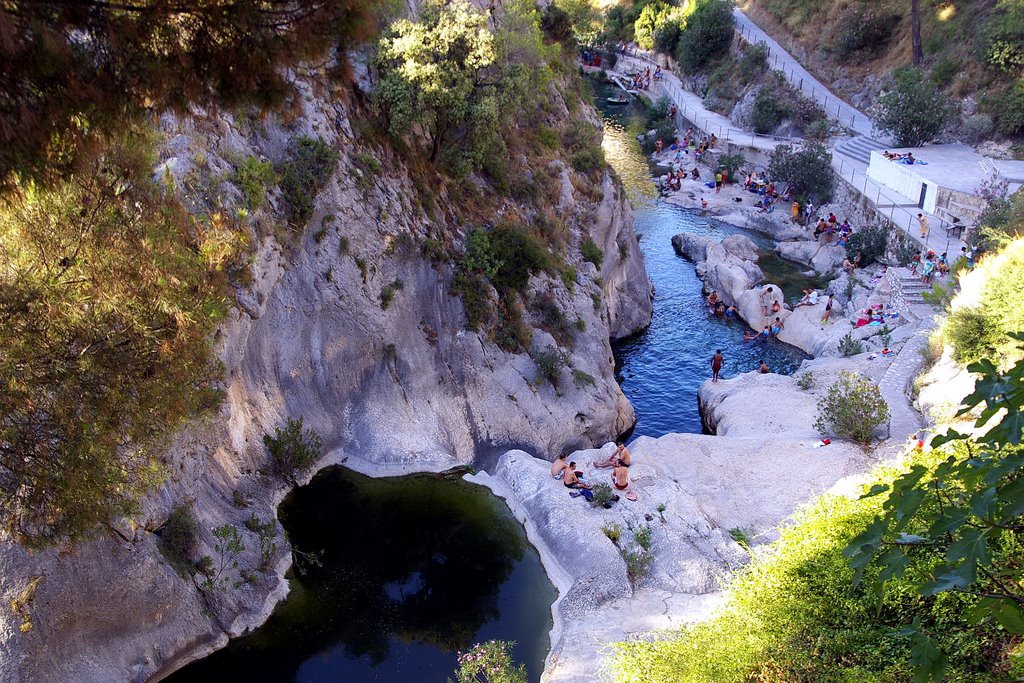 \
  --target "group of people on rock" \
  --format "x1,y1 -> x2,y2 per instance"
628,66 -> 659,91
854,303 -> 895,328
909,249 -> 949,284
811,212 -> 855,246
579,49 -> 602,67
706,290 -> 738,319
550,442 -> 634,499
